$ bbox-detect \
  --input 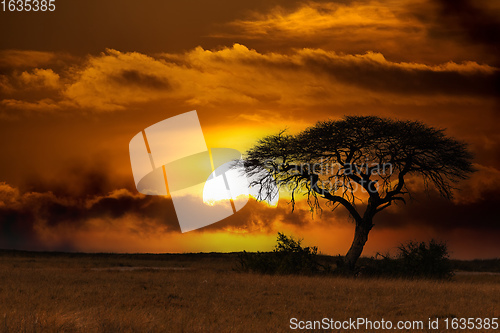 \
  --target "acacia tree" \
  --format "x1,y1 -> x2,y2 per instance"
242,116 -> 474,271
